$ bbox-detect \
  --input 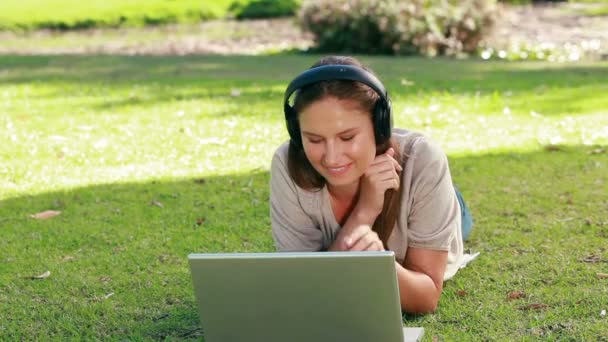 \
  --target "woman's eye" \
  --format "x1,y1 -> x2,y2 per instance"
341,135 -> 354,141
307,138 -> 322,144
